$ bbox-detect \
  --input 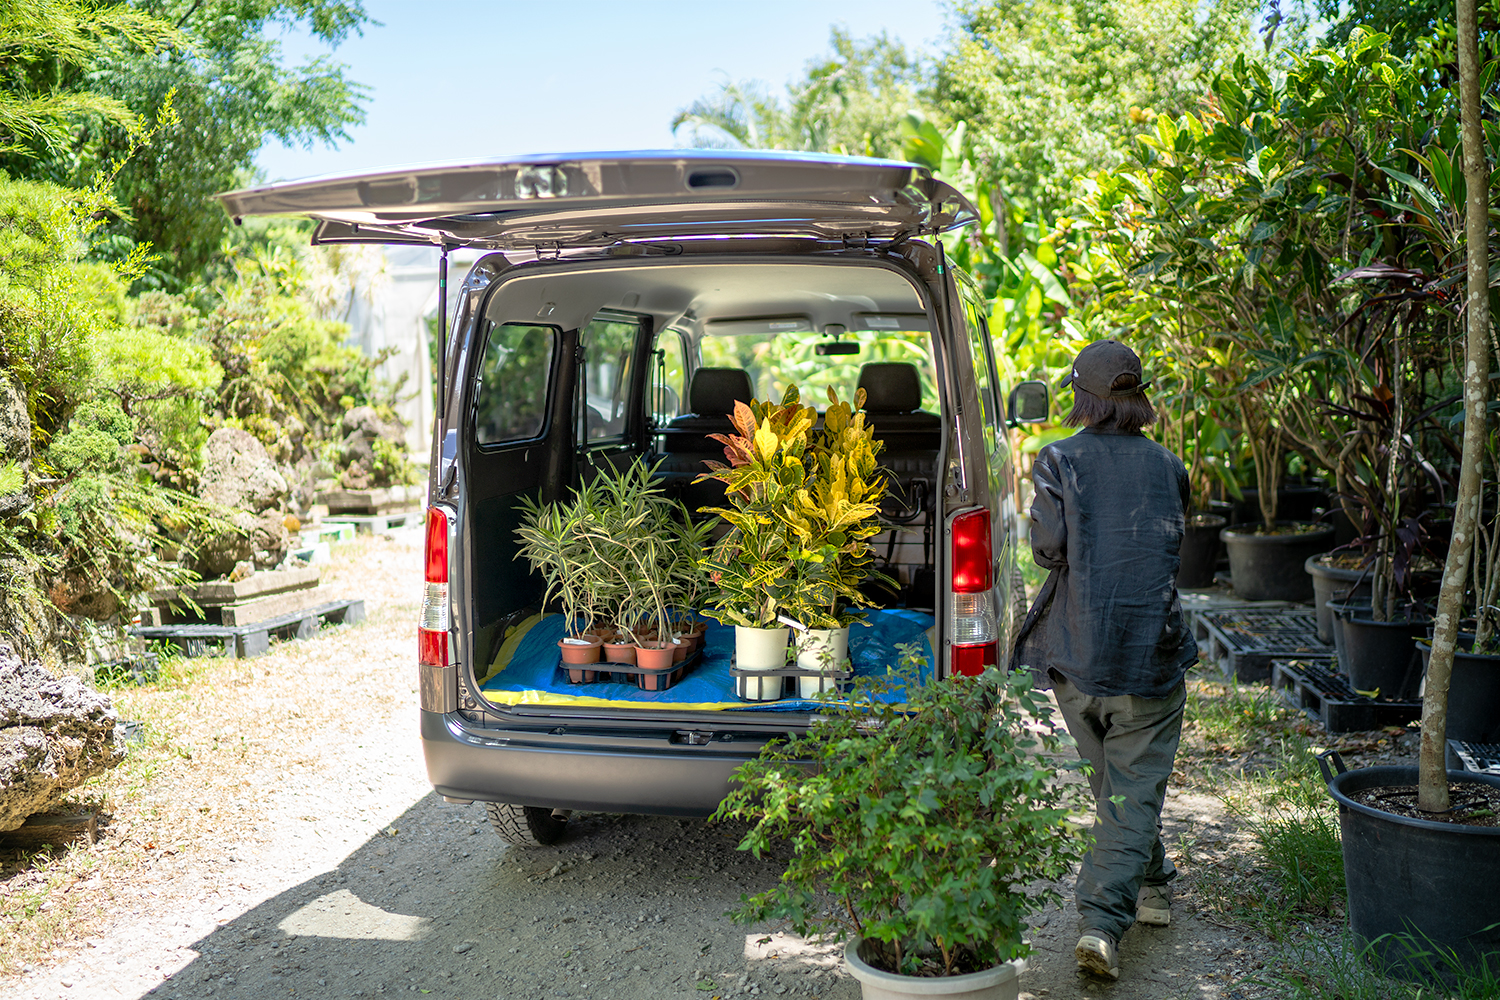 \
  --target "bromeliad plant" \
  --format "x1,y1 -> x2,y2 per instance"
714,652 -> 1092,978
696,385 -> 888,630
